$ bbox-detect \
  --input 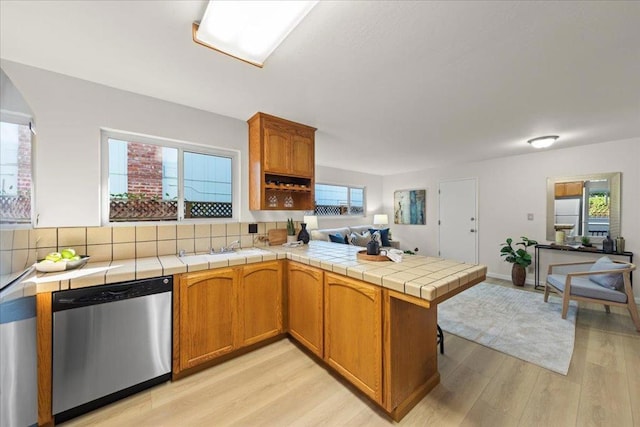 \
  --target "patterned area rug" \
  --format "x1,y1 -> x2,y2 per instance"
438,282 -> 577,375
